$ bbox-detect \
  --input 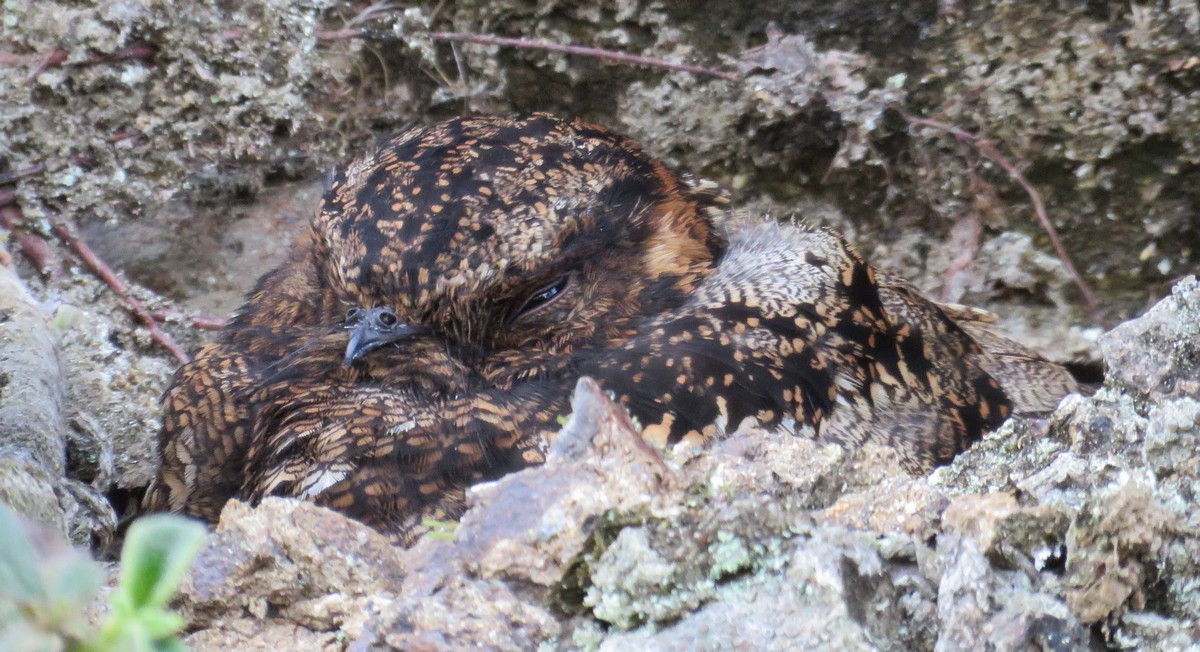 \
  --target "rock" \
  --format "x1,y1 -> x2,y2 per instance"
1100,275 -> 1200,401
372,379 -> 941,650
0,251 -> 115,546
934,533 -> 1089,652
53,286 -> 176,494
1064,484 -> 1175,624
1112,612 -> 1200,651
1143,397 -> 1200,478
820,444 -> 948,538
164,277 -> 1200,649
378,377 -> 672,648
597,528 -> 911,651
942,493 -> 1069,571
453,376 -> 673,587
379,574 -> 561,652
184,618 -> 341,652
918,277 -> 1200,647
0,252 -> 70,529
178,497 -> 406,650
930,417 -> 1069,497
